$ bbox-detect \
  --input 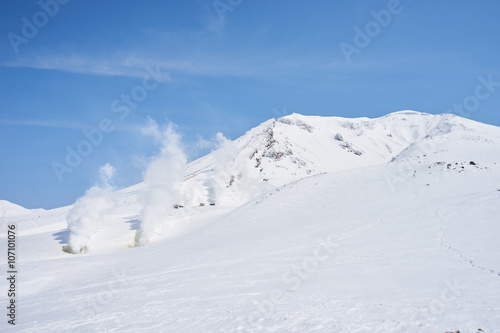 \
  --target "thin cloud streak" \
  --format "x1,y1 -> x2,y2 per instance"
3,51 -> 356,79
1,119 -> 142,133
0,119 -> 88,130
3,55 -> 162,79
